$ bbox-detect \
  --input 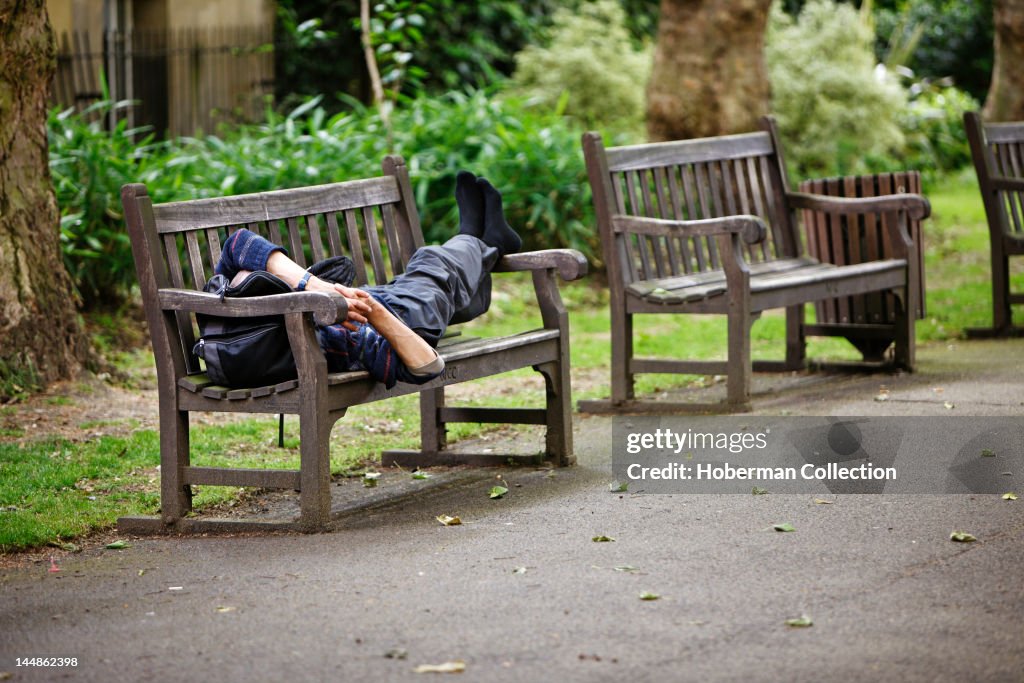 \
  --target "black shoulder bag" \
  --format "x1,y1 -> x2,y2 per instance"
193,256 -> 357,388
